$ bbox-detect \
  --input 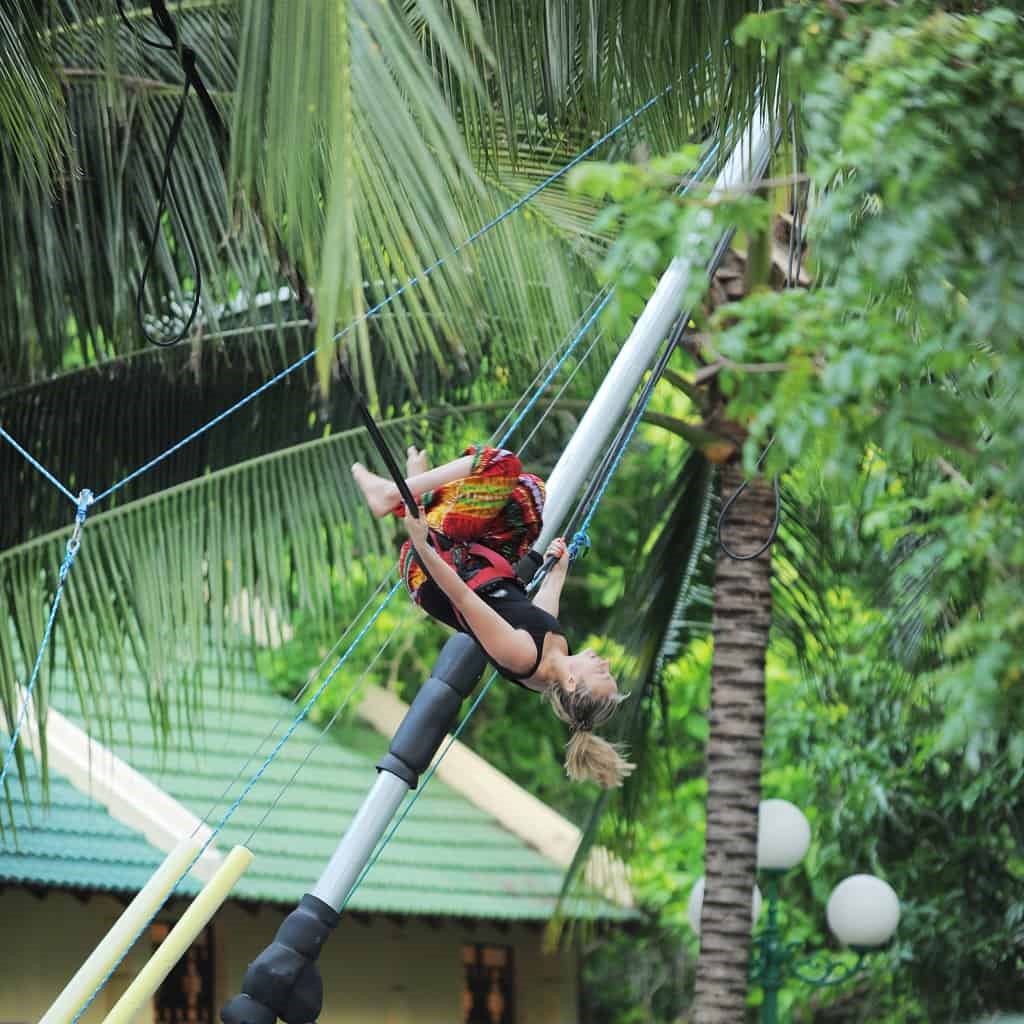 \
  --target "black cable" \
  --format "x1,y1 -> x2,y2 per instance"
117,0 -> 227,348
336,359 -> 419,517
717,108 -> 801,562
115,0 -> 174,49
716,442 -> 781,562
